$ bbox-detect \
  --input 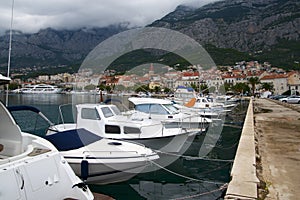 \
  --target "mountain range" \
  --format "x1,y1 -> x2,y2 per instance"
0,0 -> 299,76
150,0 -> 300,69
